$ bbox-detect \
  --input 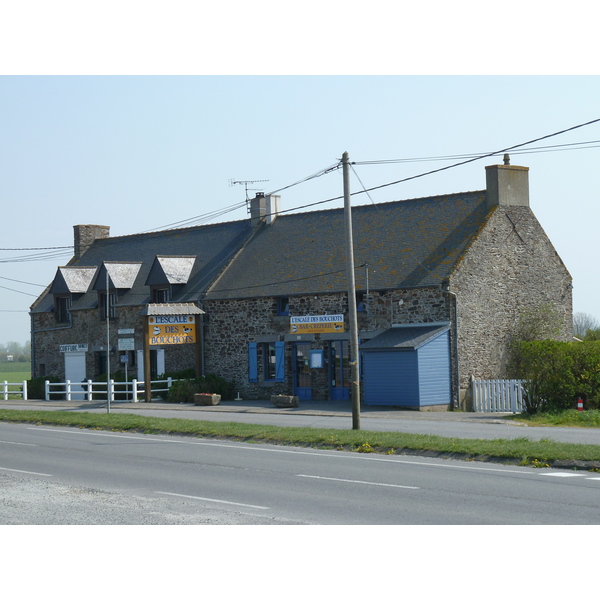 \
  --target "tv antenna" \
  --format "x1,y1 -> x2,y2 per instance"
229,179 -> 269,201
